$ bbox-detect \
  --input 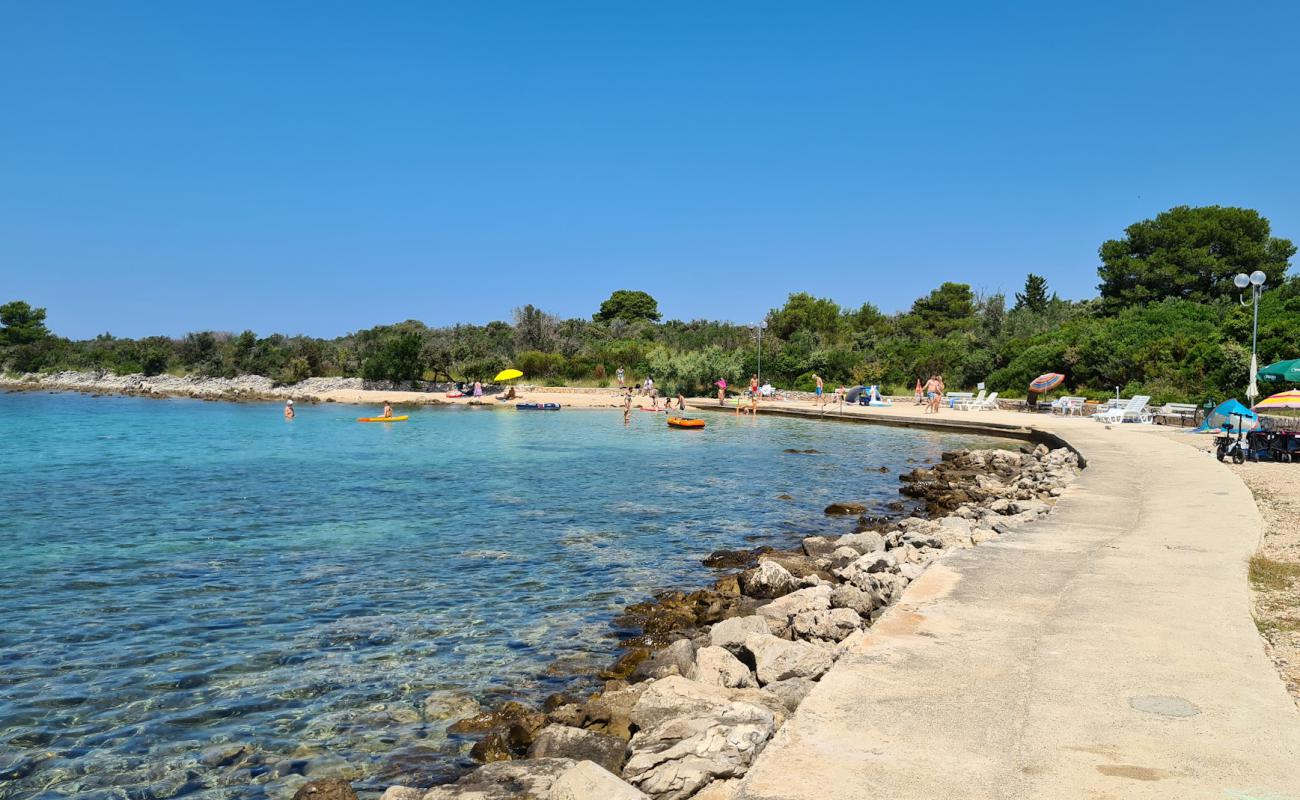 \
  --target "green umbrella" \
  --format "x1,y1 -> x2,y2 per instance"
1258,359 -> 1300,384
